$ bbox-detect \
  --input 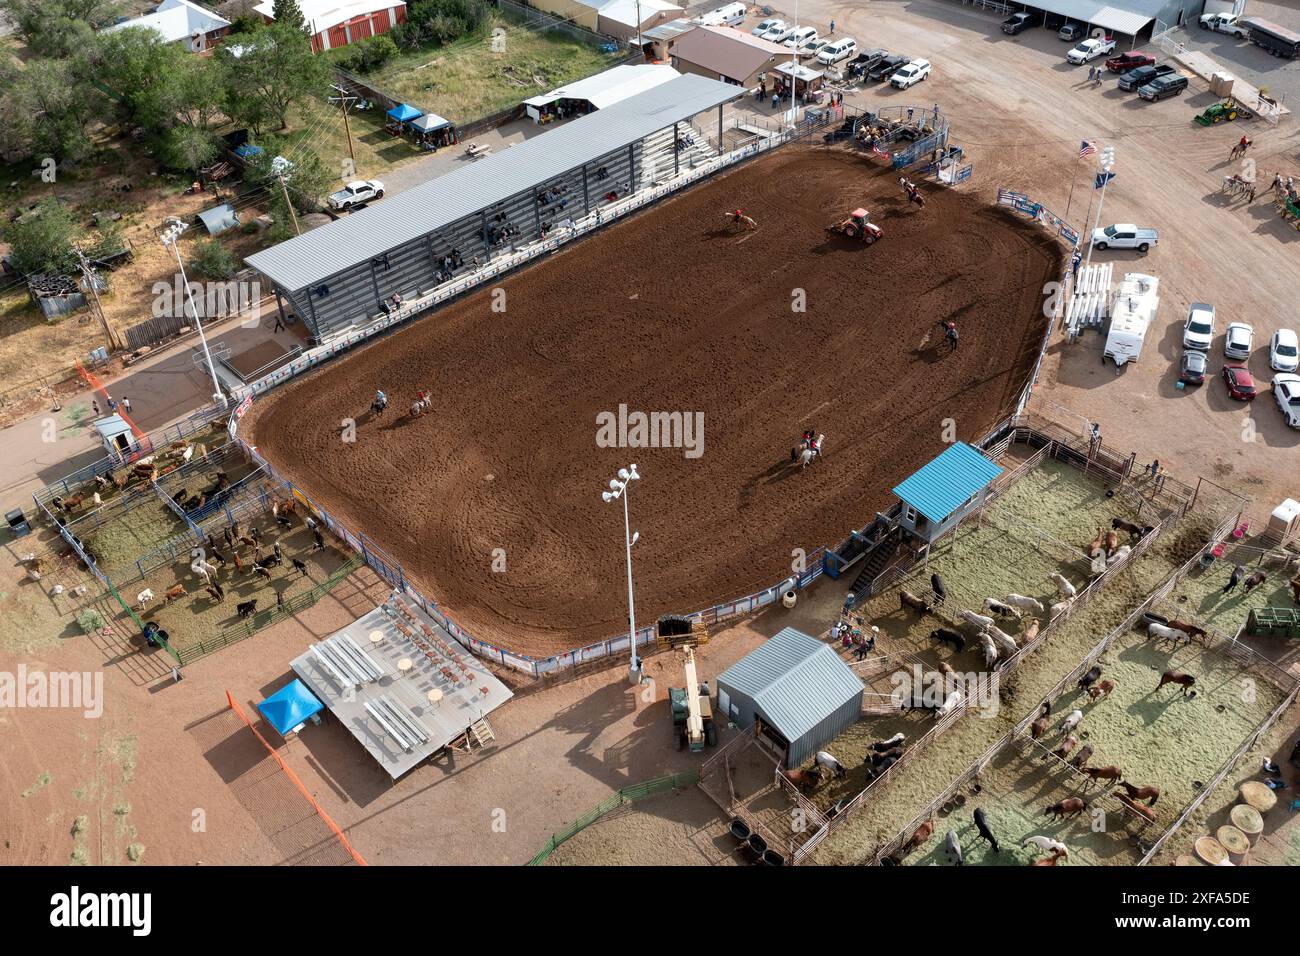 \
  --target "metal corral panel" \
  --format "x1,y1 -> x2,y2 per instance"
245,73 -> 742,293
892,441 -> 1003,525
717,627 -> 864,761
